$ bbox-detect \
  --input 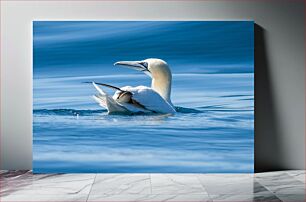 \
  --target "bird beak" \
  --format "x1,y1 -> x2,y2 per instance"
114,61 -> 151,77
